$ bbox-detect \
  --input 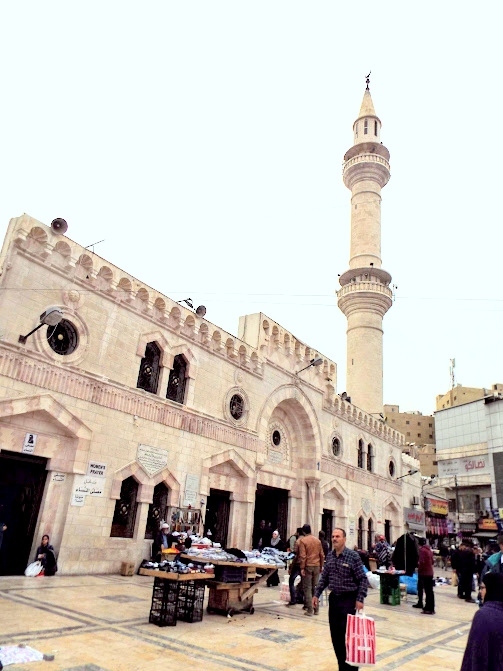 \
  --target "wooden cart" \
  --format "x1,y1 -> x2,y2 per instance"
180,555 -> 278,616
